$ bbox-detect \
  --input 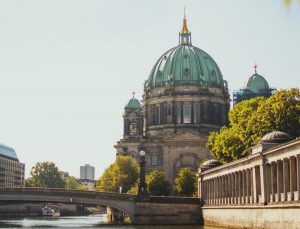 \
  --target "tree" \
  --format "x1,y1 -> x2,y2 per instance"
61,172 -> 86,190
174,168 -> 197,197
146,170 -> 172,196
28,162 -> 66,188
207,89 -> 300,163
96,156 -> 139,193
207,126 -> 246,162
